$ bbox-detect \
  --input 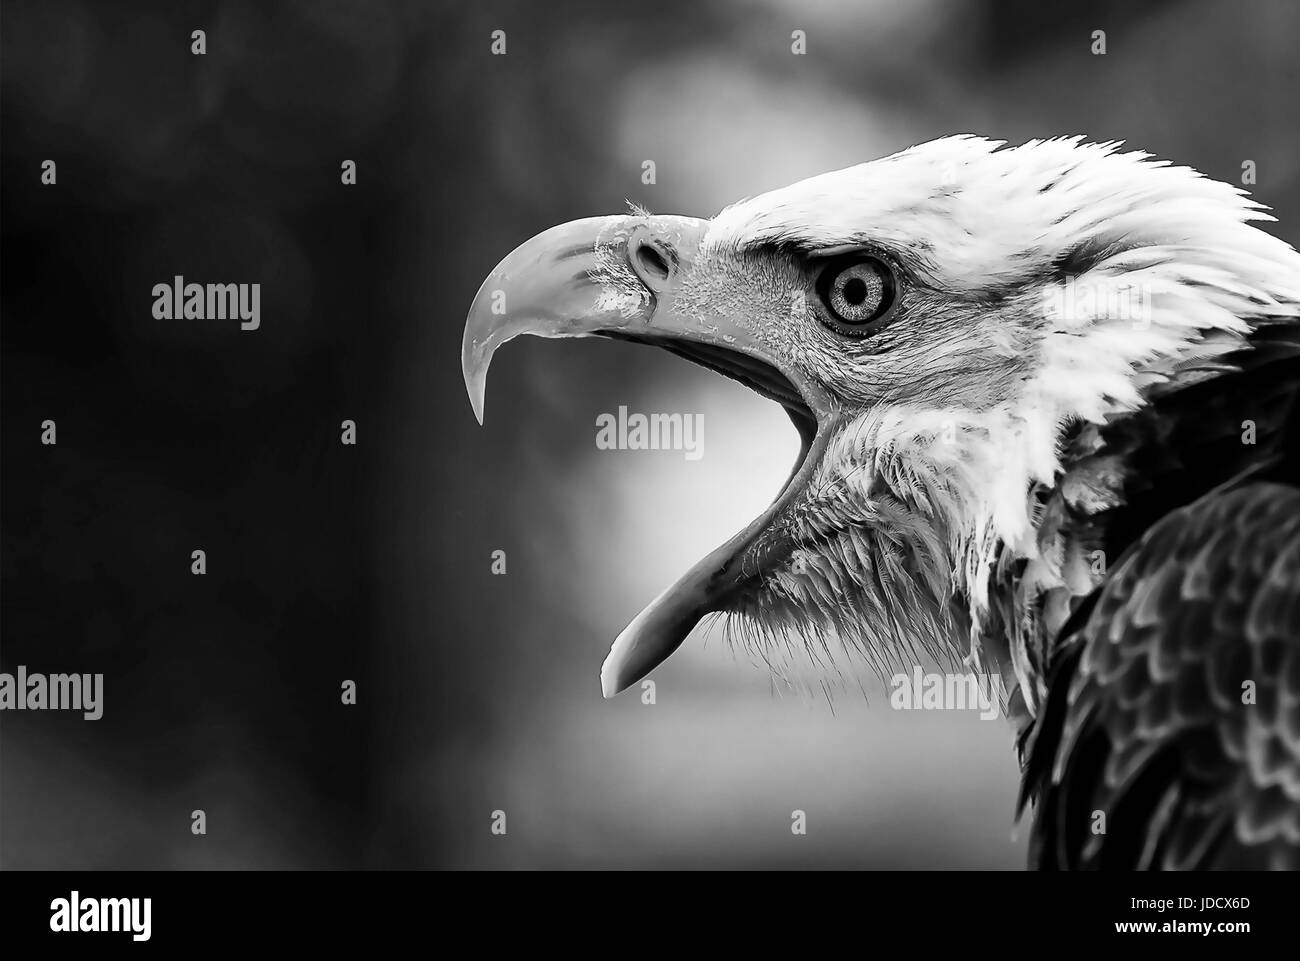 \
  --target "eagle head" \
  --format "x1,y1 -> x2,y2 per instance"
463,135 -> 1300,704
